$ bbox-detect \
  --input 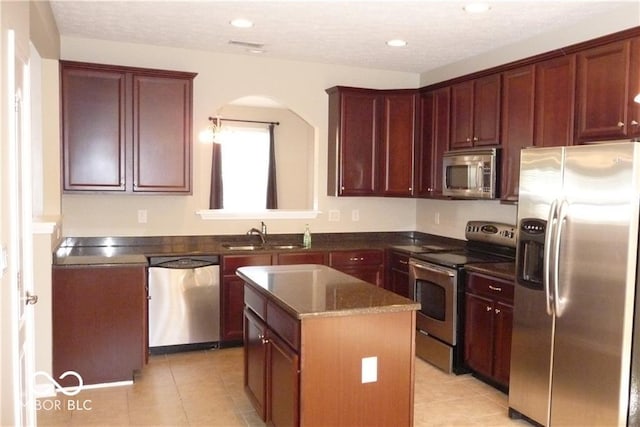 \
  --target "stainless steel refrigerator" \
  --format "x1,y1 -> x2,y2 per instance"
509,141 -> 640,426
